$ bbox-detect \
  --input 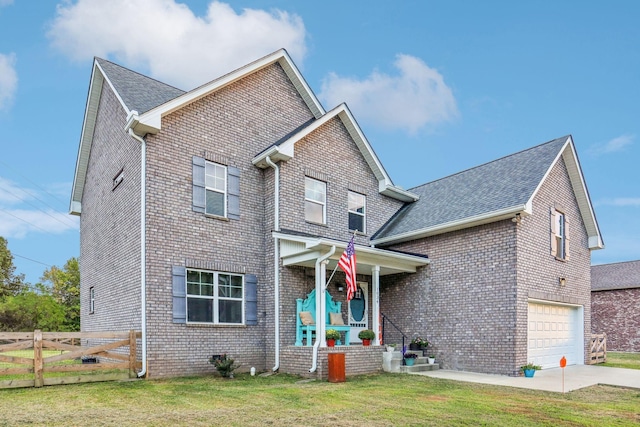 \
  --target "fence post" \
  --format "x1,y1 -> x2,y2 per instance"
129,330 -> 137,378
33,329 -> 44,387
